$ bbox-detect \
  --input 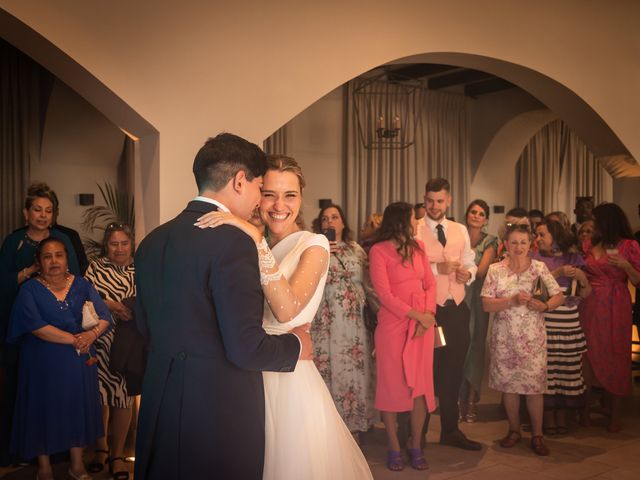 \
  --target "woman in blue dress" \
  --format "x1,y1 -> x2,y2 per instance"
7,237 -> 111,480
0,183 -> 80,467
